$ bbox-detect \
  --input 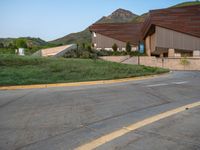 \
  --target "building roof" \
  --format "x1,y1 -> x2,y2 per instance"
141,5 -> 200,39
89,23 -> 143,45
41,45 -> 72,57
